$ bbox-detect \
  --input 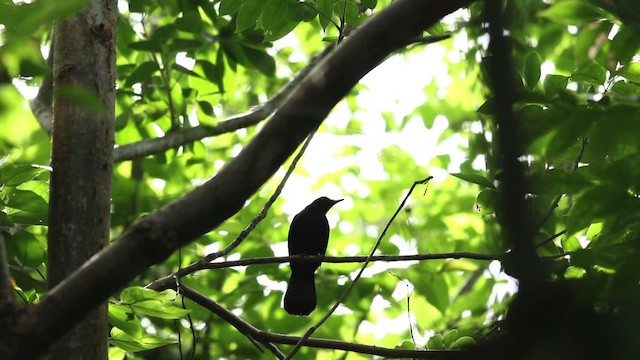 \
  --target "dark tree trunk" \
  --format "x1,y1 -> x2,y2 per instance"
47,0 -> 117,359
